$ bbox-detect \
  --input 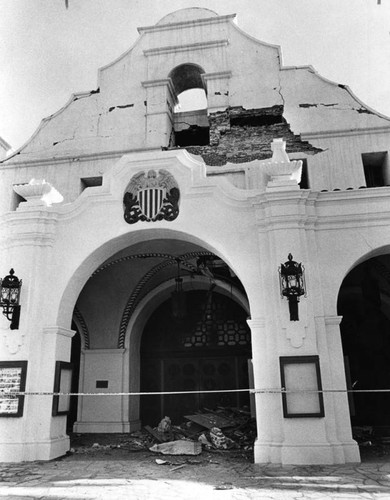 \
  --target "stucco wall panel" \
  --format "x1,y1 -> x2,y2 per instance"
281,67 -> 390,135
305,133 -> 390,191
